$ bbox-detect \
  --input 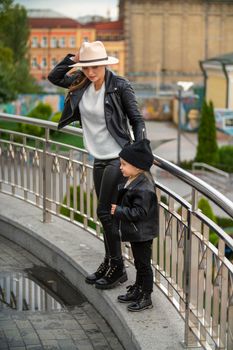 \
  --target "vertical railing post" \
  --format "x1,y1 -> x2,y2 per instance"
183,189 -> 201,348
42,128 -> 51,223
